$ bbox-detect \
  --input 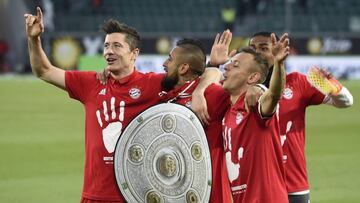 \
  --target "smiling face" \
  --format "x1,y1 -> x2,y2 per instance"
103,33 -> 139,74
